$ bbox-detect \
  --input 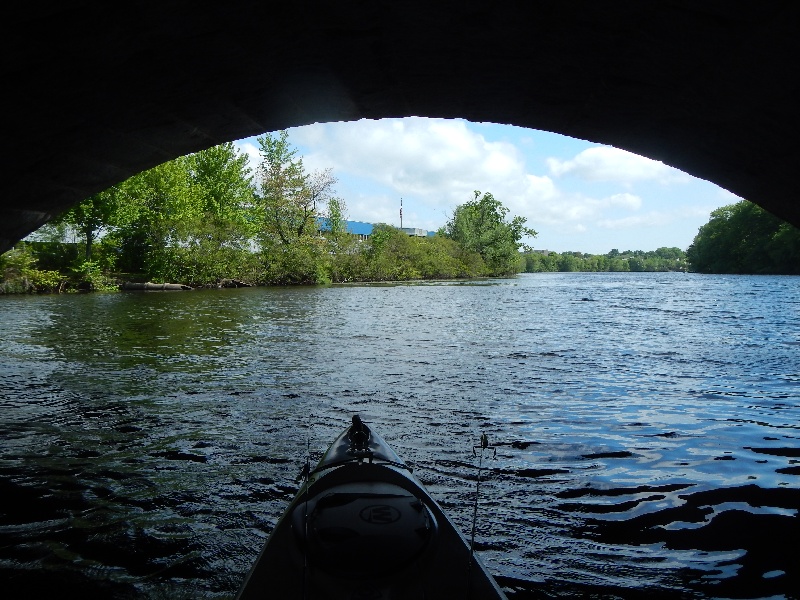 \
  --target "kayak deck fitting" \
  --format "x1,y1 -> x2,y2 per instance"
236,415 -> 508,599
